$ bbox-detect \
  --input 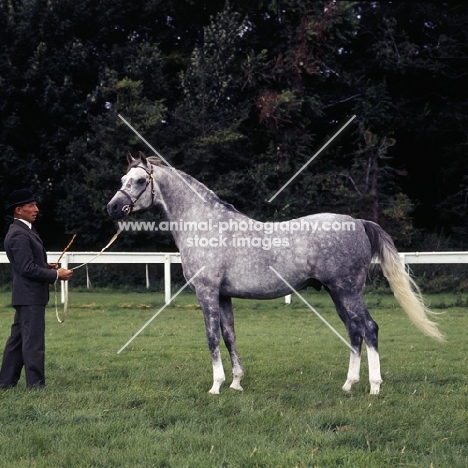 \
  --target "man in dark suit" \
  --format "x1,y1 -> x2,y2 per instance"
0,189 -> 73,389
